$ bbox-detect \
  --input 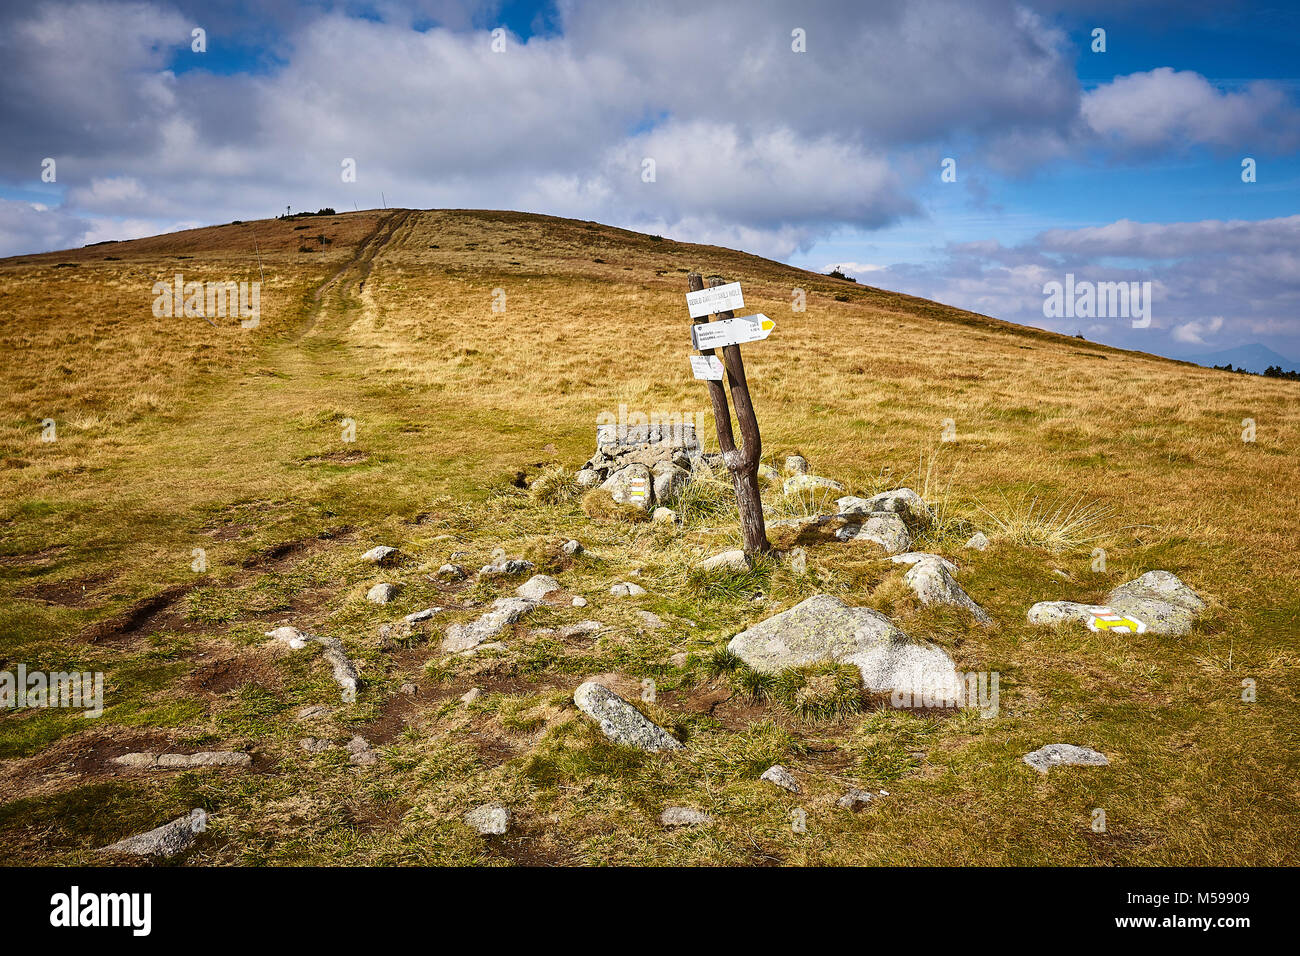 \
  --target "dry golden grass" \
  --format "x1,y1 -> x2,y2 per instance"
0,208 -> 1296,866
